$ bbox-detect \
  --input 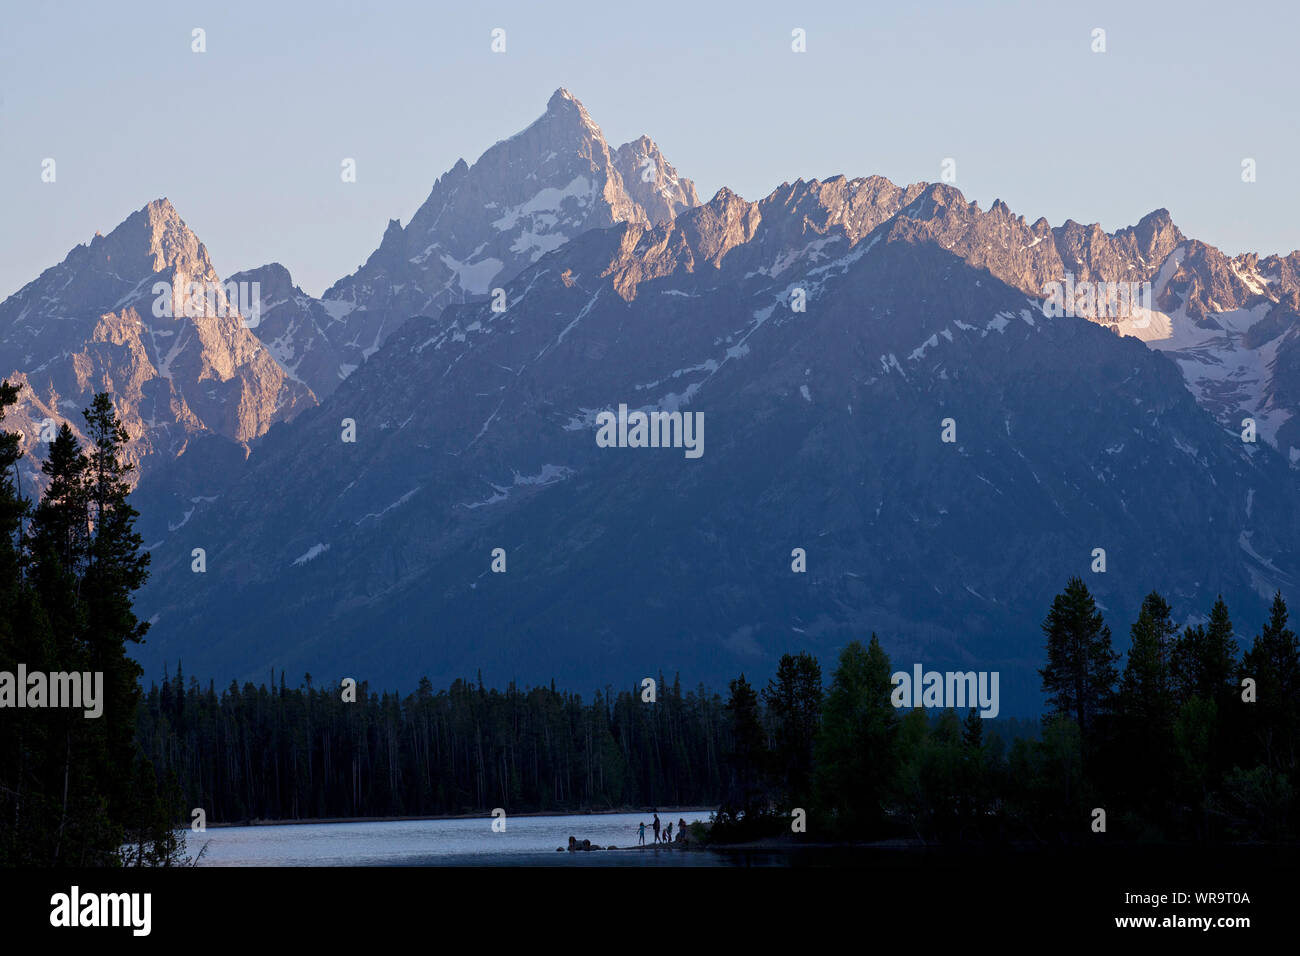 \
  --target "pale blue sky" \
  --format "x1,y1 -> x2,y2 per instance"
1,0 -> 1295,300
